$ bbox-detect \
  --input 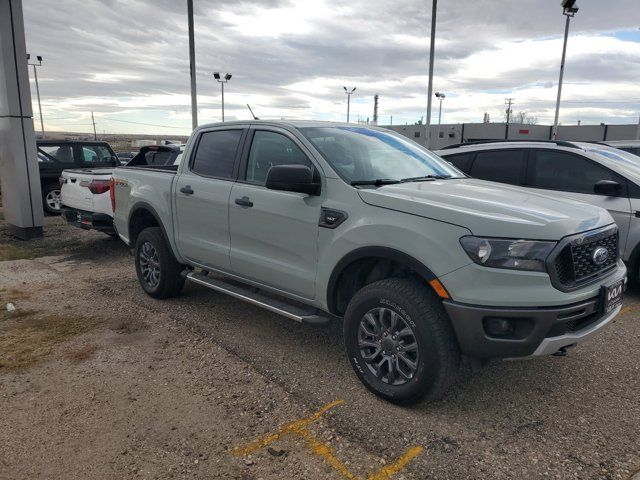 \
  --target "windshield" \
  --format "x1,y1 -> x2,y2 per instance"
299,126 -> 464,183
585,146 -> 640,164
